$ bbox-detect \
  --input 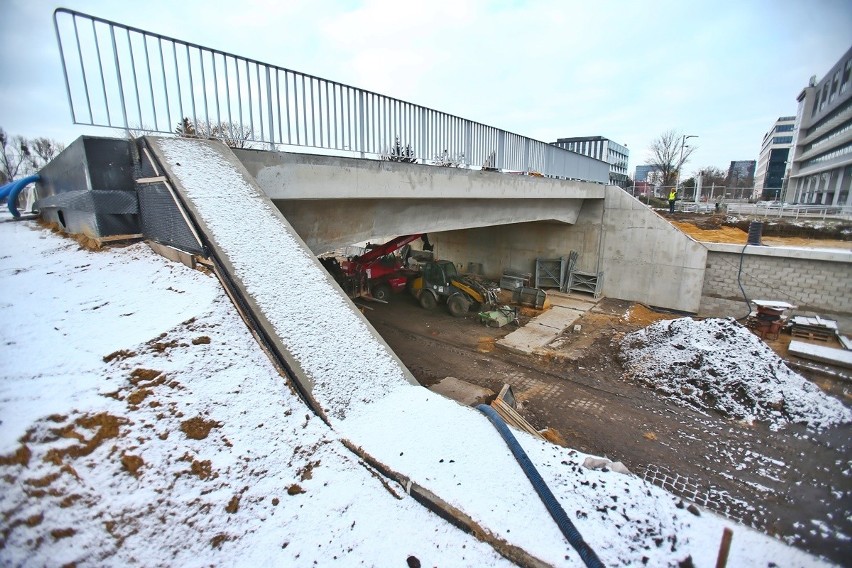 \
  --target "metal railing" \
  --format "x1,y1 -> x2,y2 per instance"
53,8 -> 609,183
725,203 -> 852,220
